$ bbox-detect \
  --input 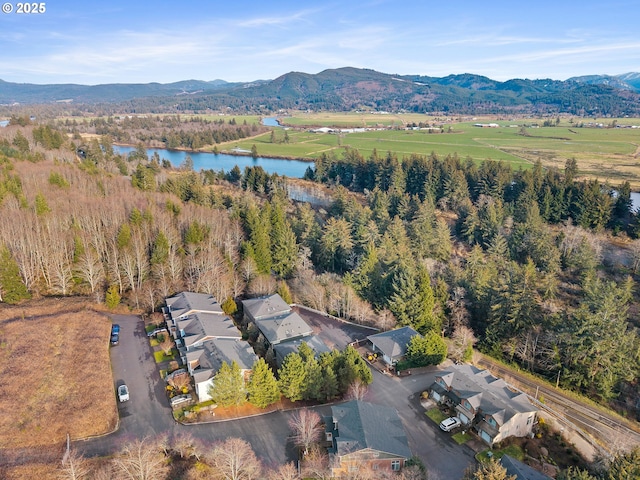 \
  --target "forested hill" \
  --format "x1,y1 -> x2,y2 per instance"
3,67 -> 640,116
